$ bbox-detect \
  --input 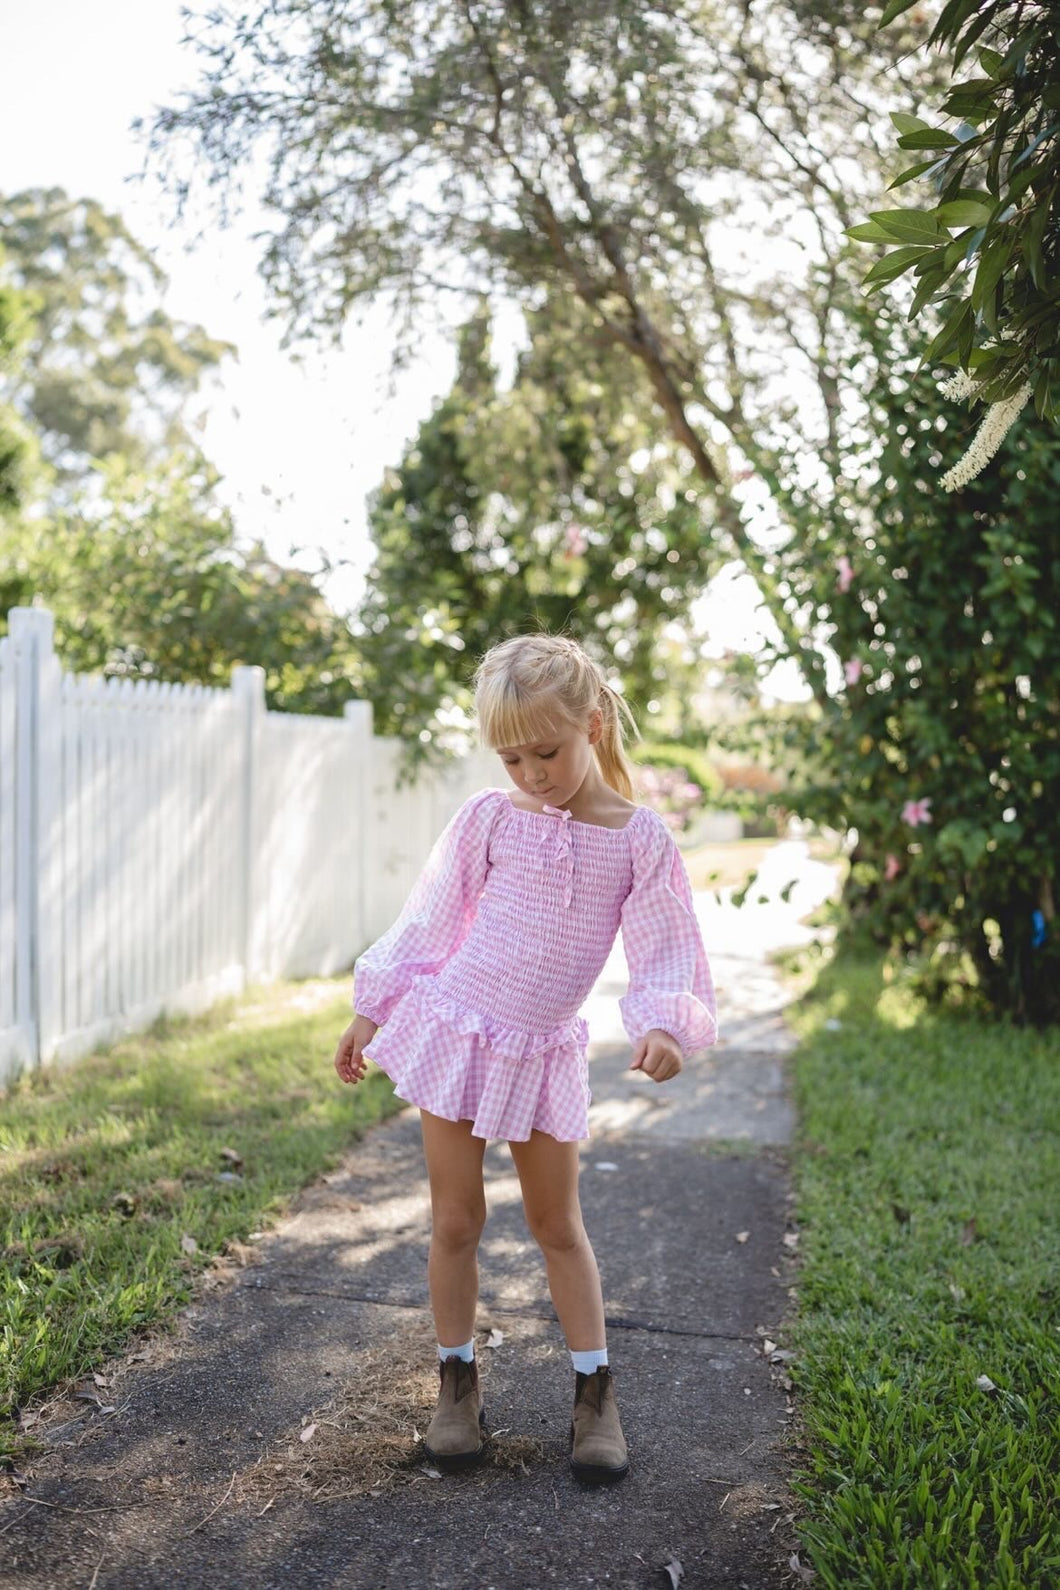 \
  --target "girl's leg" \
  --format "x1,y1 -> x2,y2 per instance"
508,1129 -> 606,1351
419,1110 -> 488,1348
